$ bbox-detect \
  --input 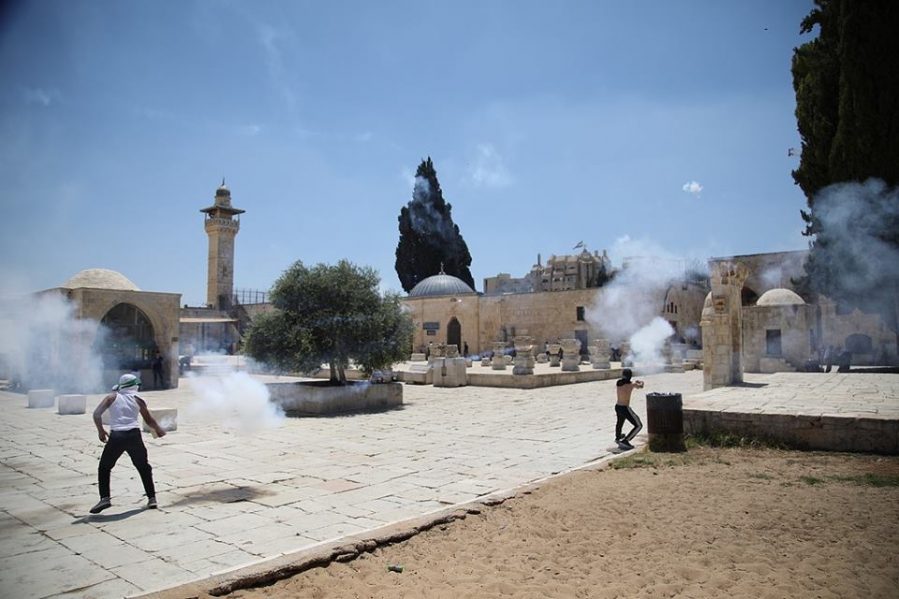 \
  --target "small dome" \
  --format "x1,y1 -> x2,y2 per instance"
409,273 -> 476,297
61,269 -> 140,291
757,288 -> 805,306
